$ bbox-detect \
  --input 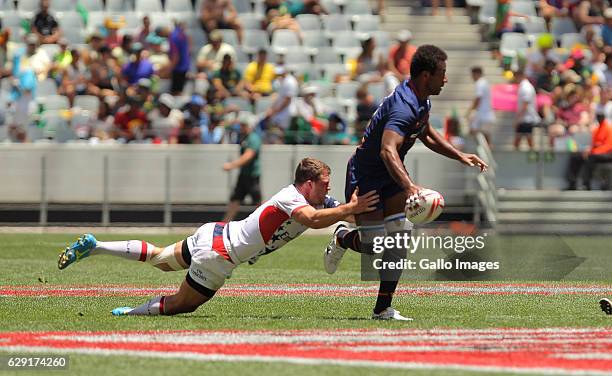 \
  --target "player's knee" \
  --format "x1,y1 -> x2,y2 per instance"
359,225 -> 386,254
149,244 -> 185,271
